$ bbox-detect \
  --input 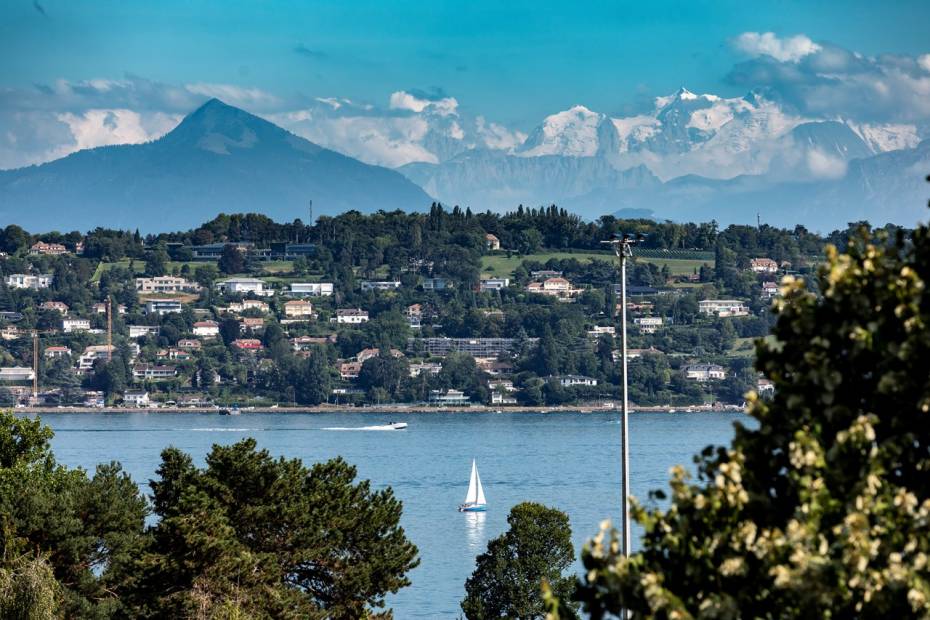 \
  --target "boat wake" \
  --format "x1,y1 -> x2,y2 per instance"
322,423 -> 408,431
